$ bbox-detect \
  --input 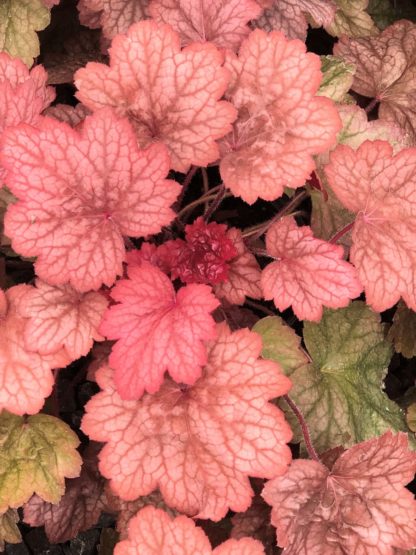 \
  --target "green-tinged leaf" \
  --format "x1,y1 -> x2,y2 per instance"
388,302 -> 416,359
406,404 -> 416,432
256,302 -> 408,453
0,411 -> 82,512
0,0 -> 50,66
318,56 -> 356,103
253,316 -> 310,374
367,0 -> 395,29
0,509 -> 21,550
326,0 -> 378,37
